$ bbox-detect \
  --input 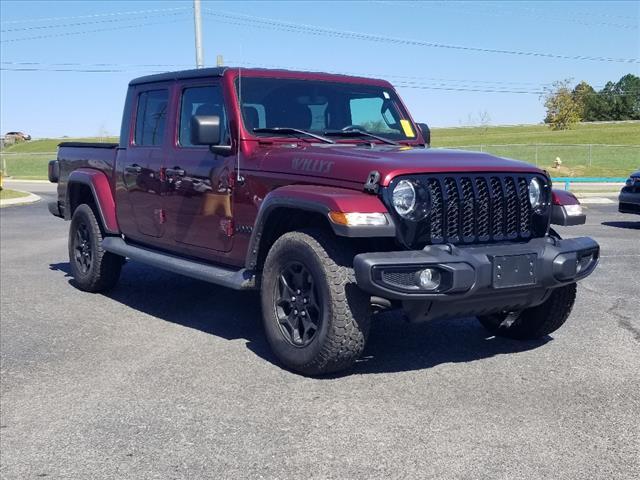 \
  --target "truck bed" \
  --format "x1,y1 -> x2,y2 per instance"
55,142 -> 118,213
